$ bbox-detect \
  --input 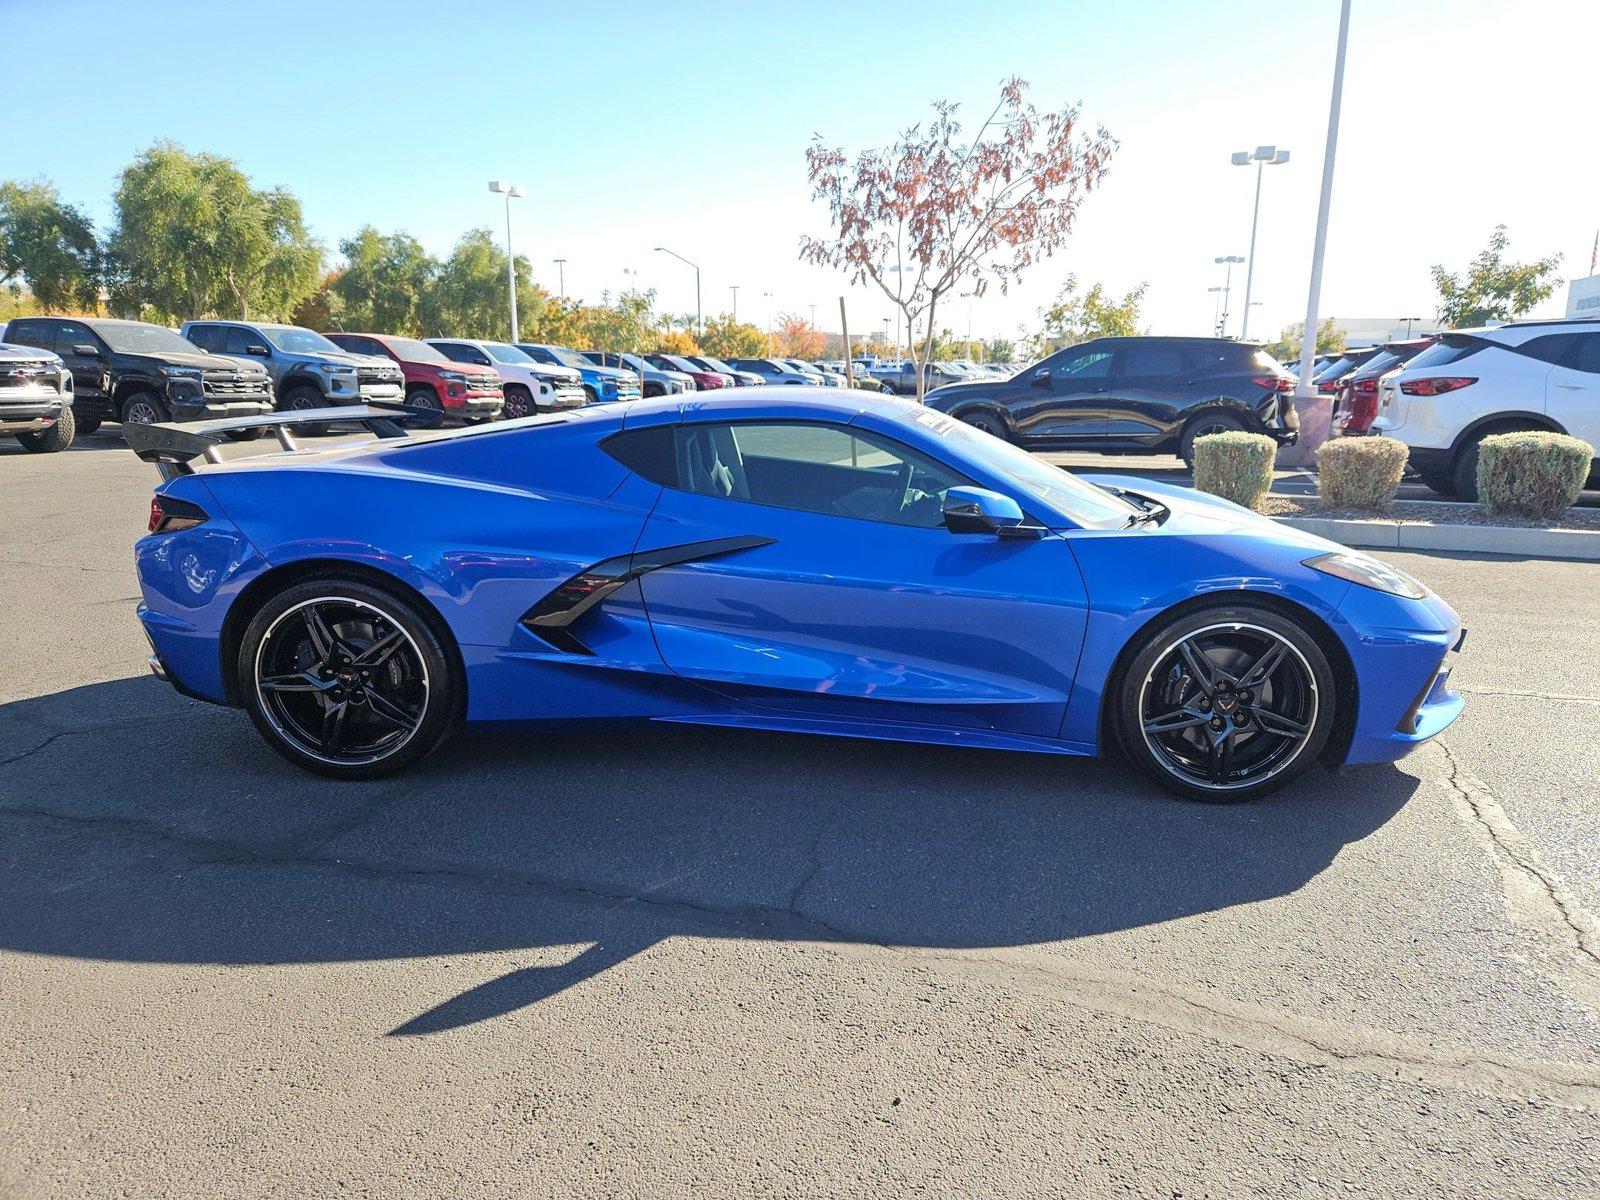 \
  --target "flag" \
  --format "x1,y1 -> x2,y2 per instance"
1591,230 -> 1597,276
